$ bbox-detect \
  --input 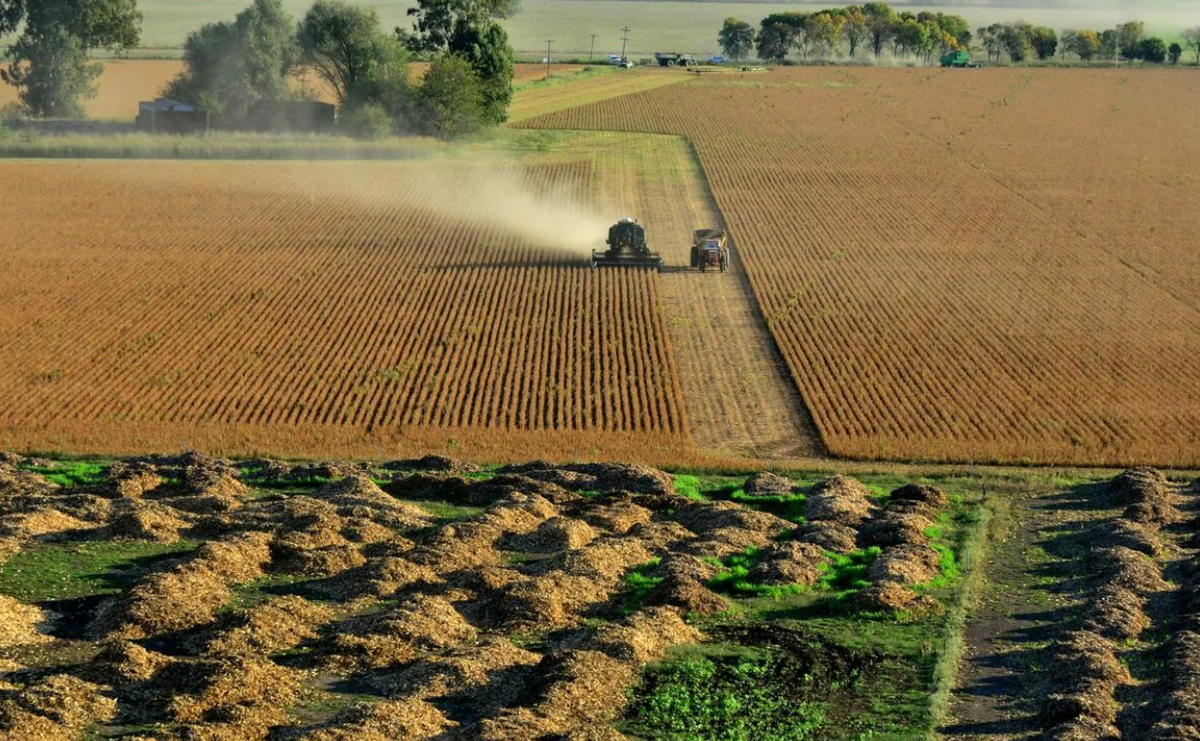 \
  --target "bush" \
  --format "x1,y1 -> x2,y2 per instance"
340,103 -> 393,140
417,54 -> 485,140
